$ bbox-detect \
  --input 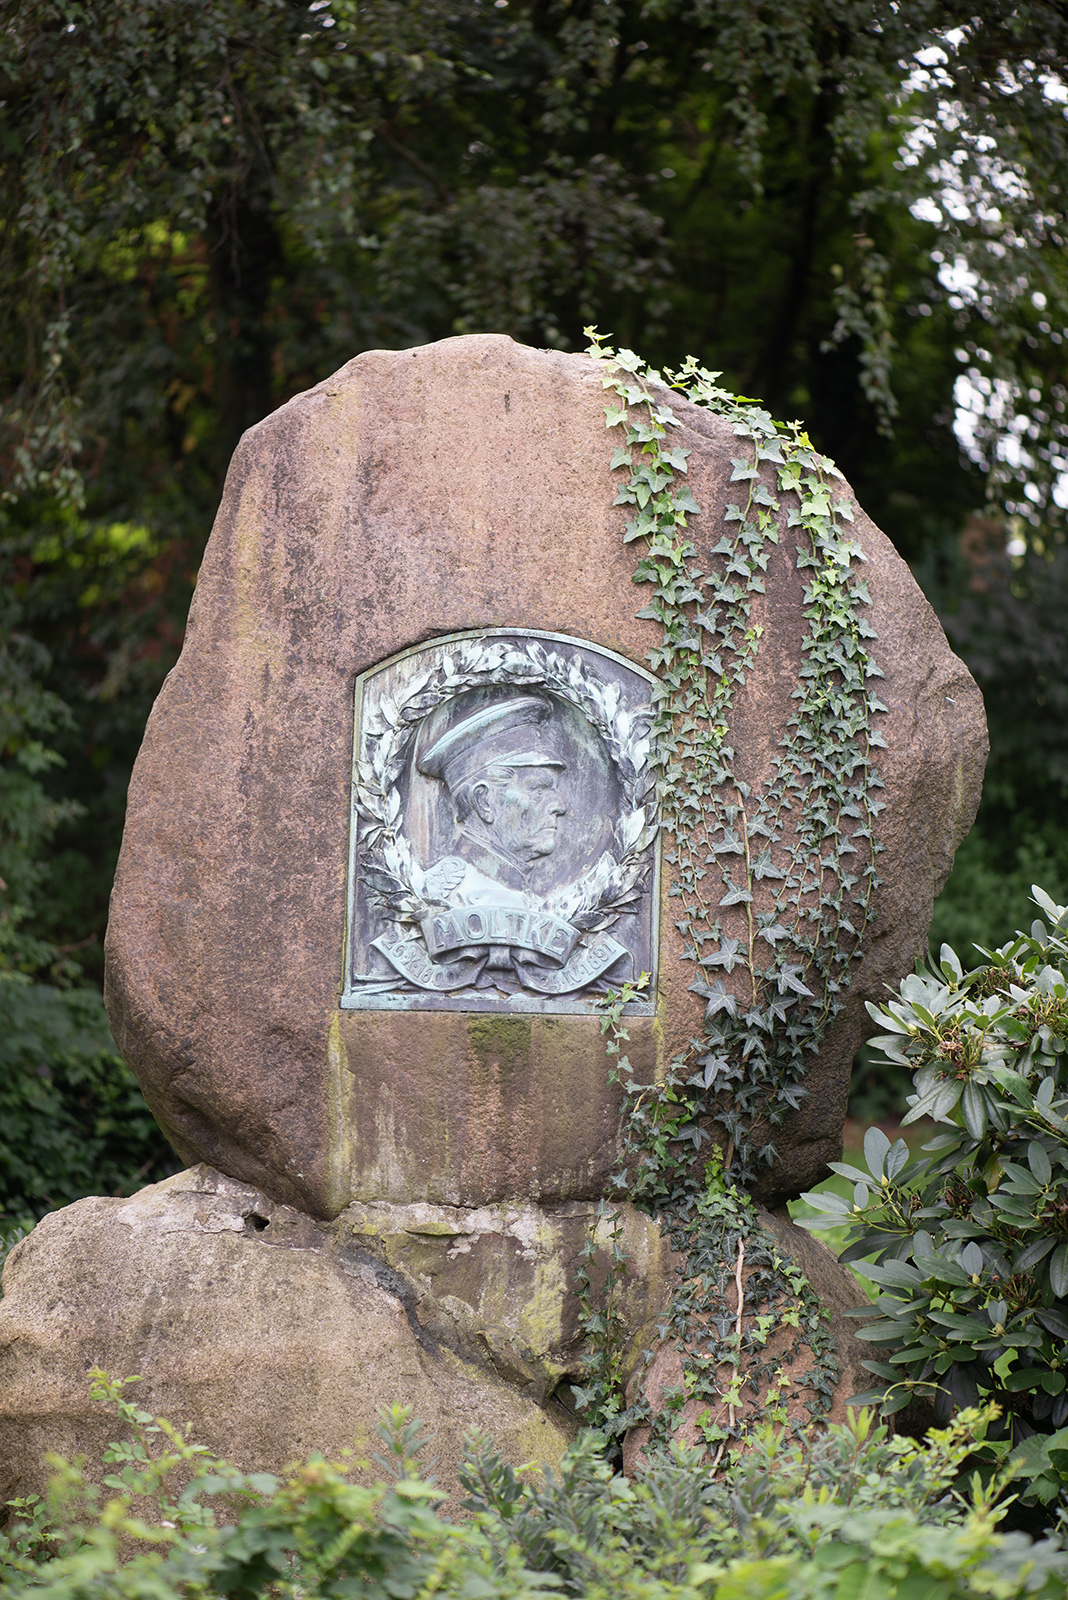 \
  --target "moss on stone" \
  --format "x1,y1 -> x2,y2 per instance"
465,1015 -> 532,1081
